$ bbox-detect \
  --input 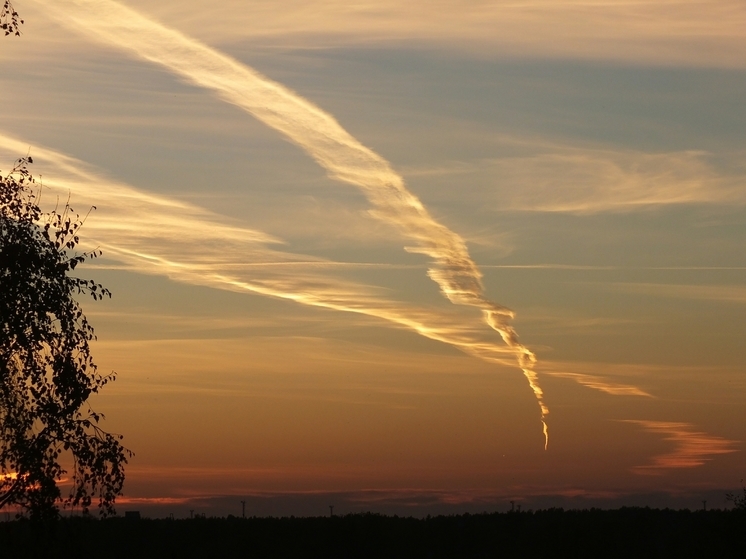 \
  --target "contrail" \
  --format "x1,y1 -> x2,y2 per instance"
0,133 -> 522,382
543,372 -> 652,397
34,0 -> 549,446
